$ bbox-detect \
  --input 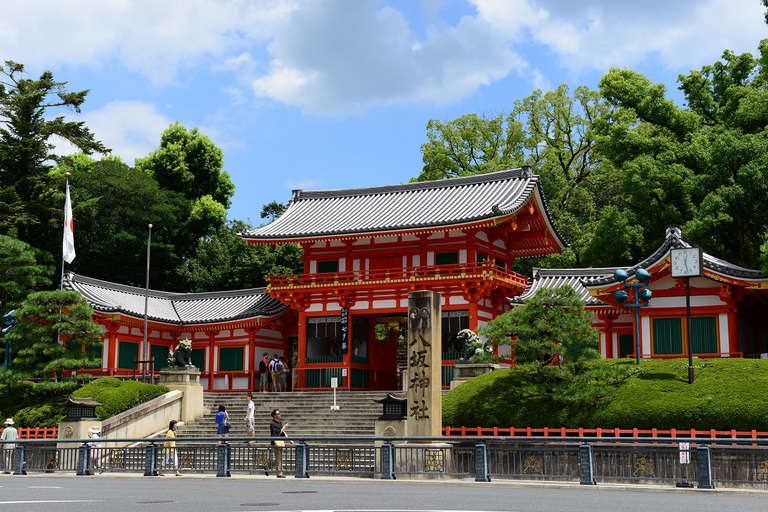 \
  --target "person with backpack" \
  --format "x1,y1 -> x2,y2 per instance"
269,354 -> 283,392
259,352 -> 270,392
279,356 -> 290,392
